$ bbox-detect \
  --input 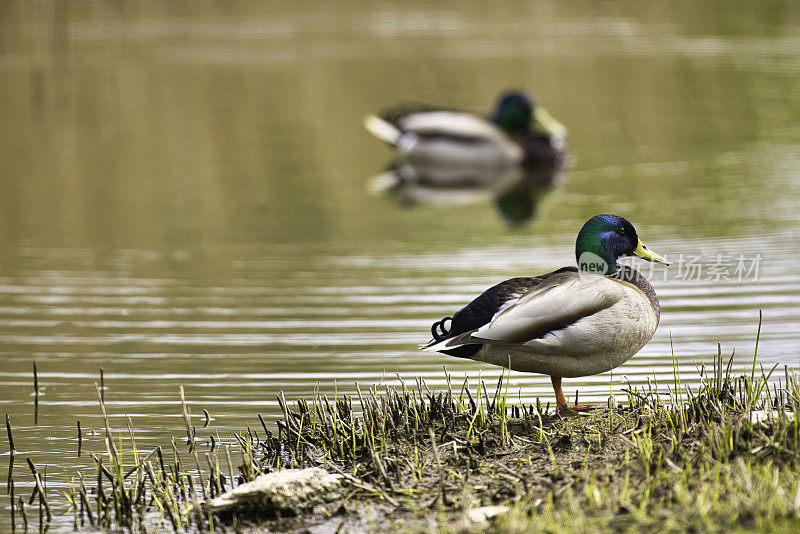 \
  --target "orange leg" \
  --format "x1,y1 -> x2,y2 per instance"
551,376 -> 569,411
551,376 -> 602,412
